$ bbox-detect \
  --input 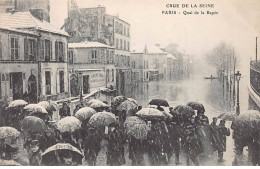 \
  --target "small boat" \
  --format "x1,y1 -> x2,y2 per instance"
204,75 -> 218,80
